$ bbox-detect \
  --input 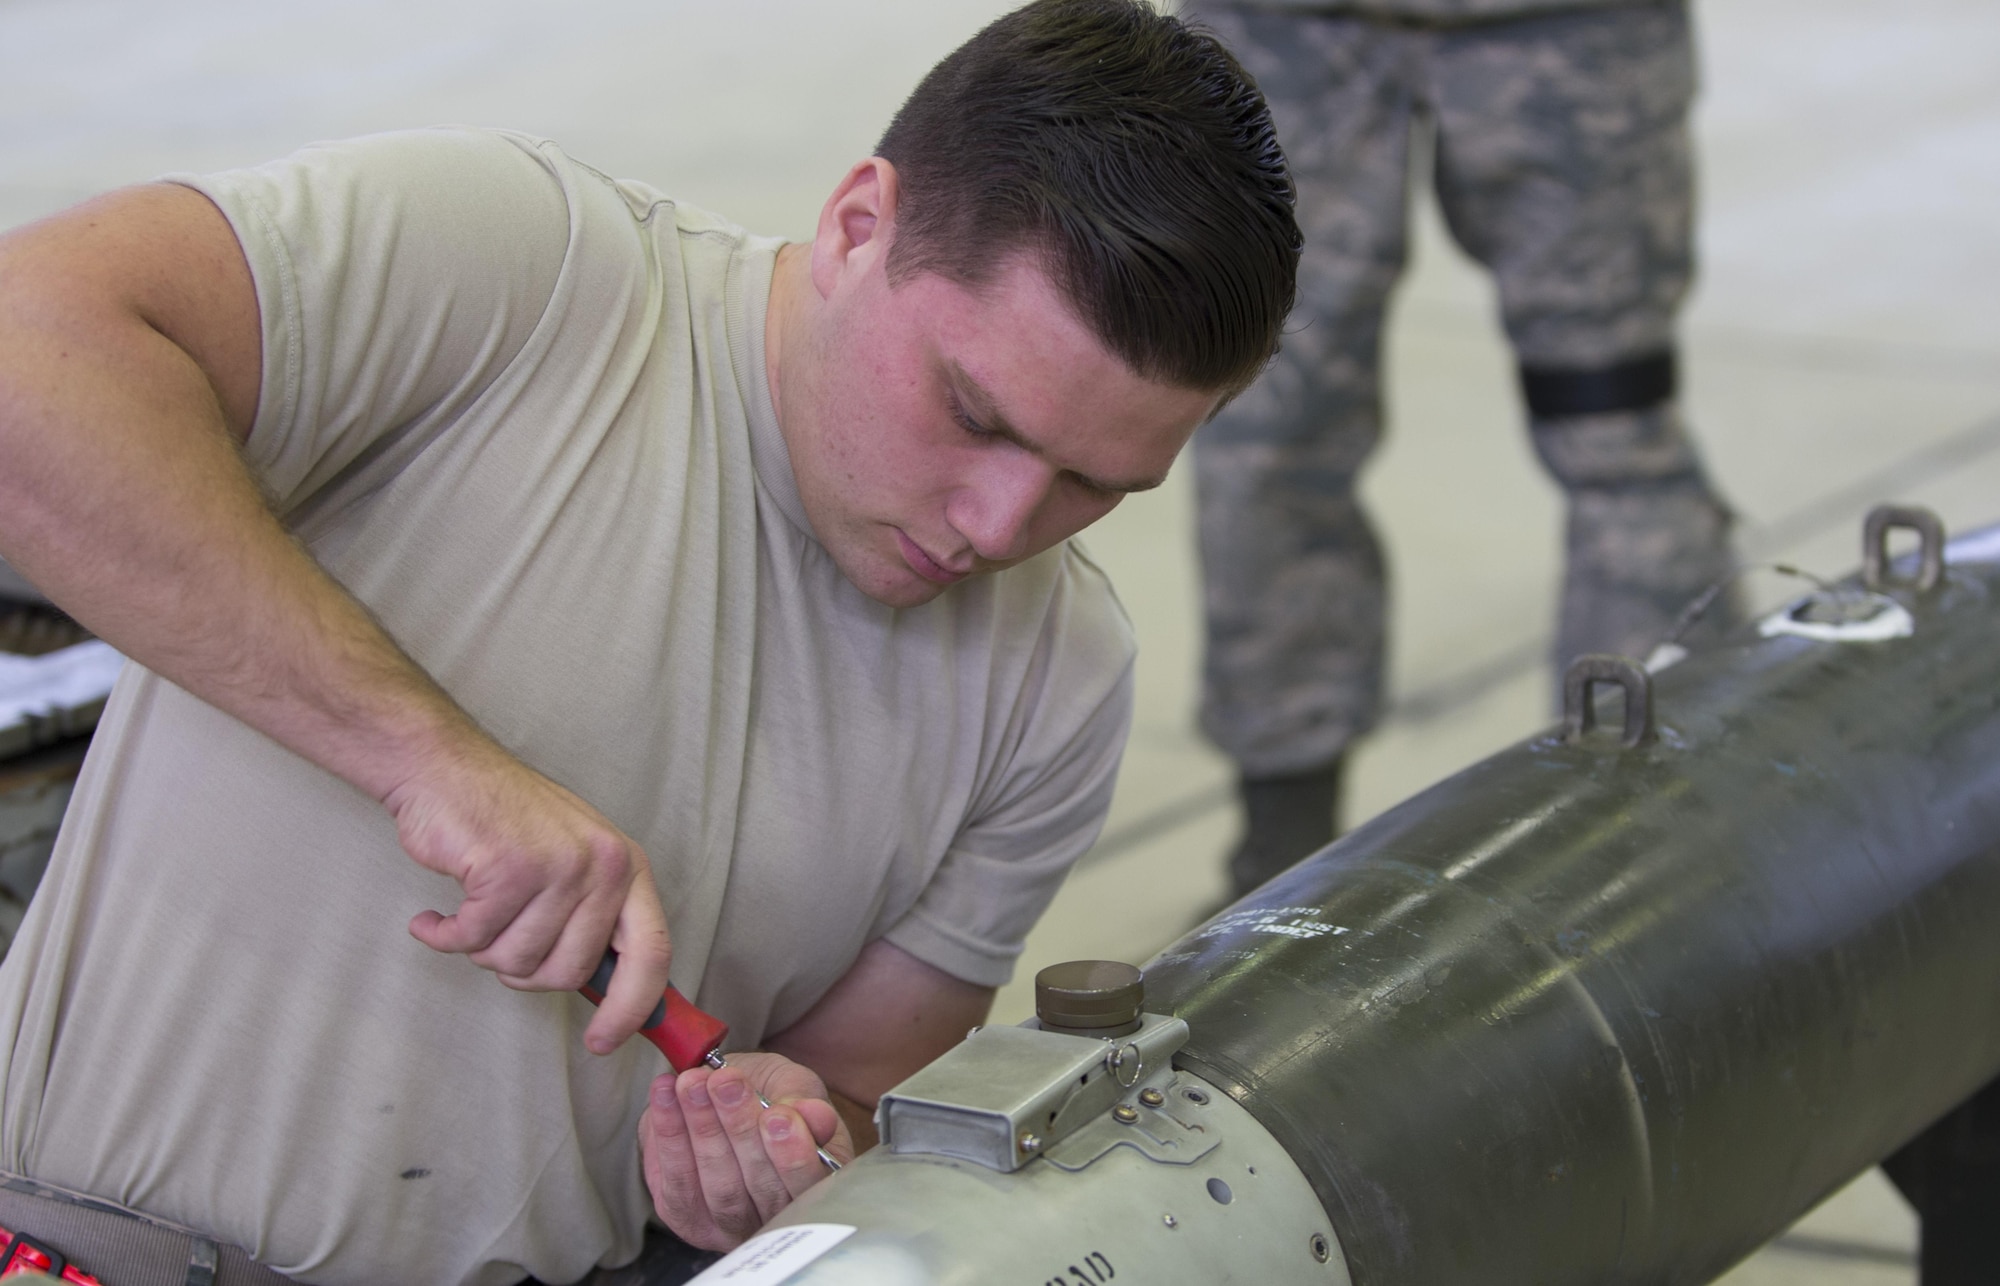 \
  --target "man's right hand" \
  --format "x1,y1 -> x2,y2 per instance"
388,742 -> 673,1054
0,181 -> 672,1055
